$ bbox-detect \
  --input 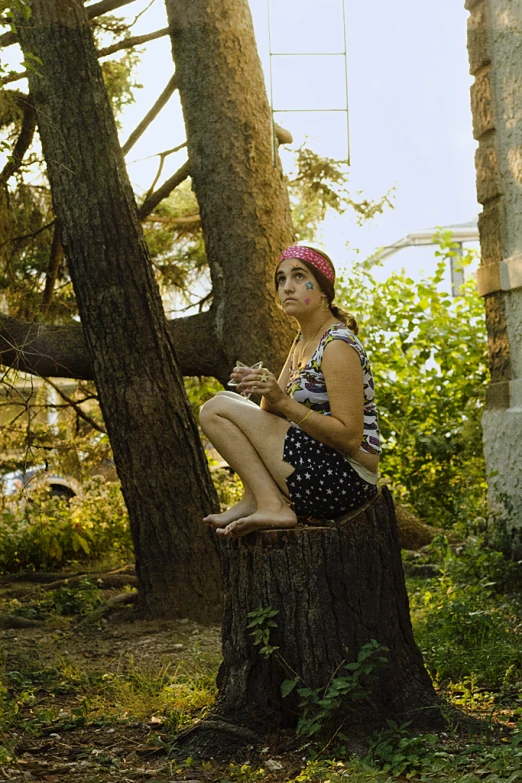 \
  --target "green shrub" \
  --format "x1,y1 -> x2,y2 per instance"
0,477 -> 132,572
38,577 -> 104,616
410,540 -> 522,689
338,233 -> 487,527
